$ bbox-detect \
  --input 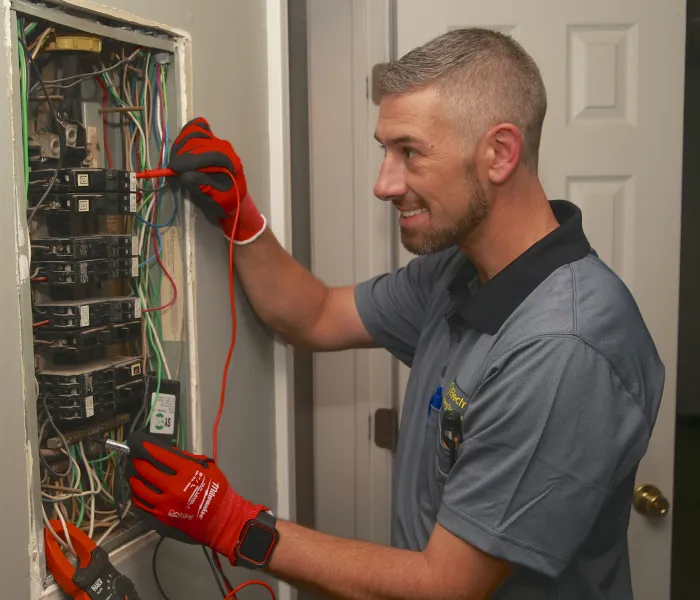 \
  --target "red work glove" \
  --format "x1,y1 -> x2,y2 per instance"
125,431 -> 268,565
168,117 -> 267,244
